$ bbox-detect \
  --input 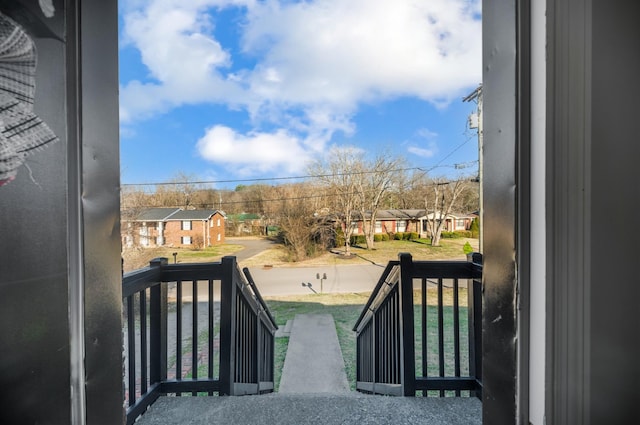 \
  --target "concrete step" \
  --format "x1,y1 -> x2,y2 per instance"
134,393 -> 482,425
274,319 -> 293,337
